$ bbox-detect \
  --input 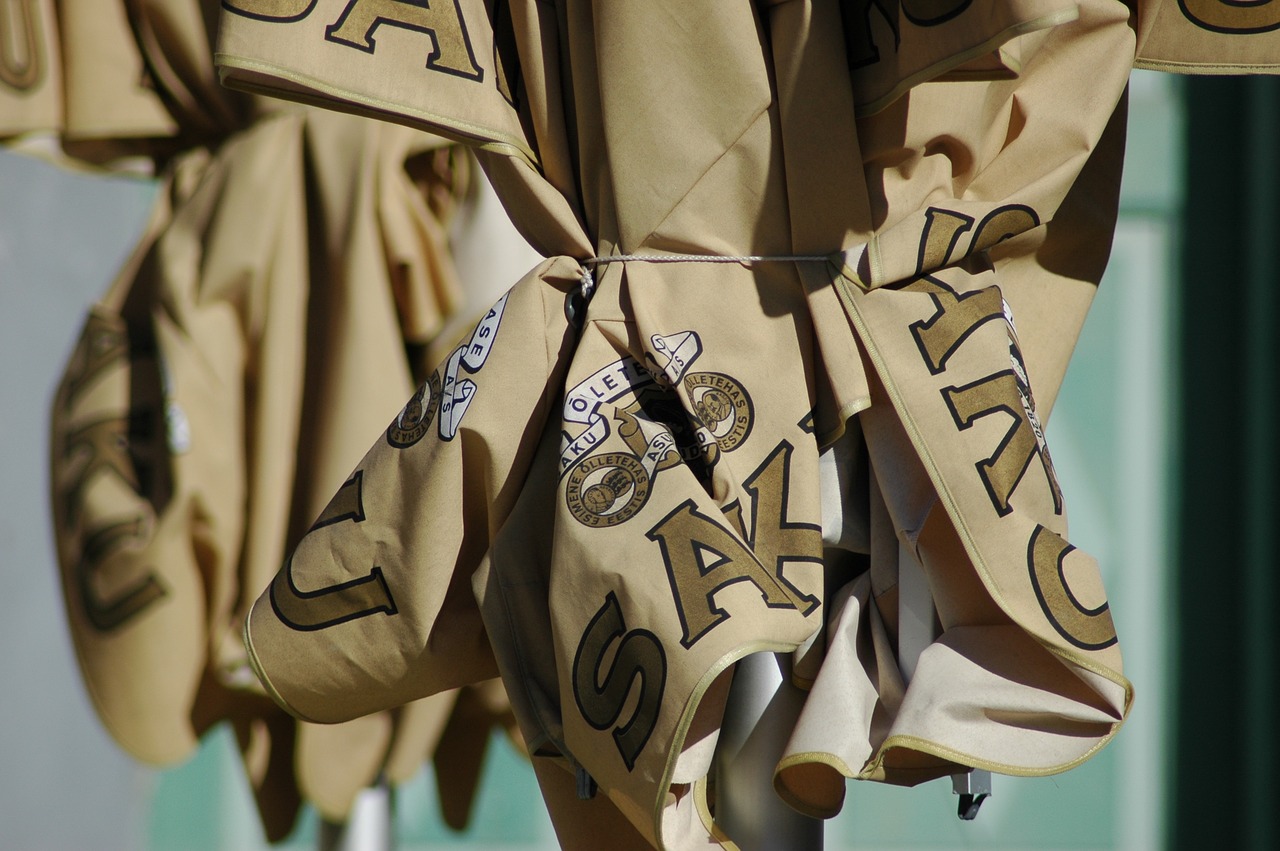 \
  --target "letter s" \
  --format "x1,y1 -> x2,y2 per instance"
572,592 -> 667,771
